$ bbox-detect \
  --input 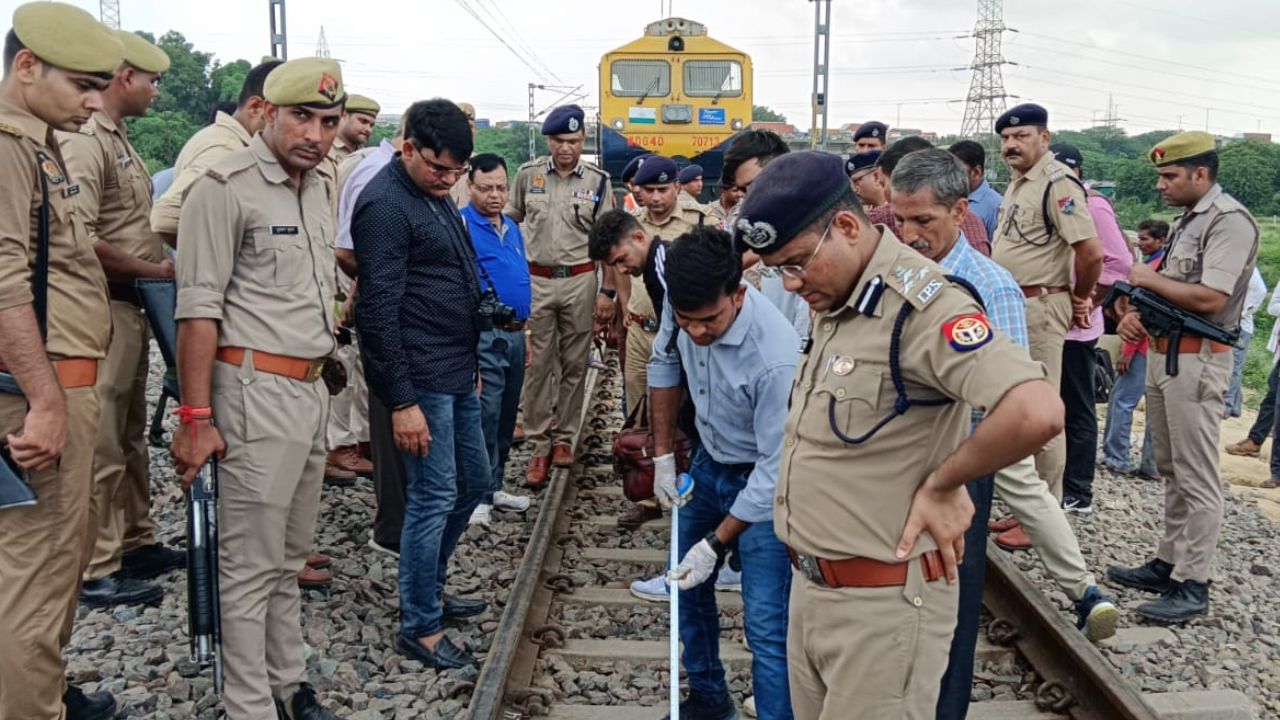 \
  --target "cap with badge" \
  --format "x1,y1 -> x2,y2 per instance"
12,1 -> 123,75
634,156 -> 679,186
1149,131 -> 1216,167
116,30 -> 169,74
1049,143 -> 1082,171
732,151 -> 850,255
263,57 -> 345,108
621,154 -> 651,184
345,94 -> 380,118
542,104 -> 584,136
456,102 -> 476,121
995,103 -> 1049,133
845,150 -> 883,178
854,121 -> 888,142
678,164 -> 703,184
